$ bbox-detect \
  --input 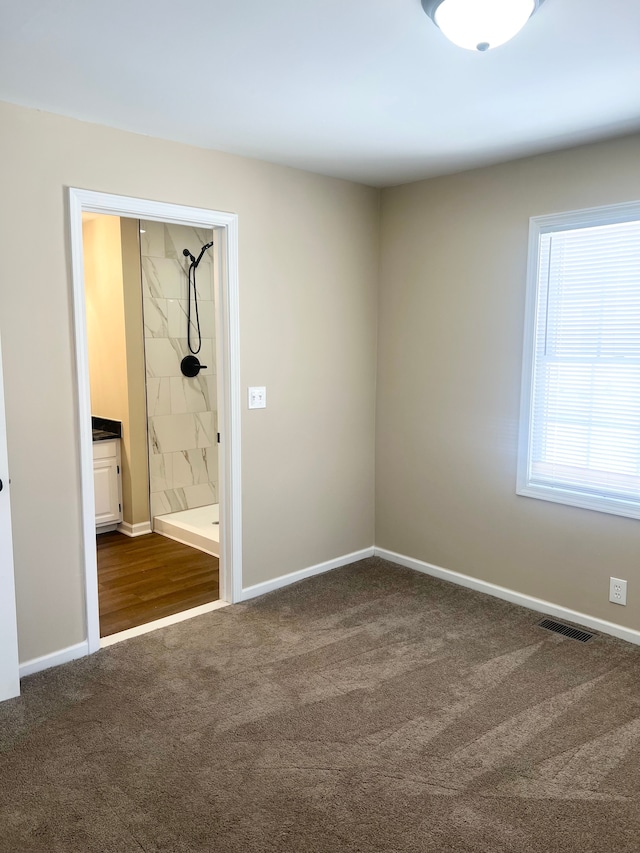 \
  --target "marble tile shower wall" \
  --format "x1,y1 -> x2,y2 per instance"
140,220 -> 218,518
